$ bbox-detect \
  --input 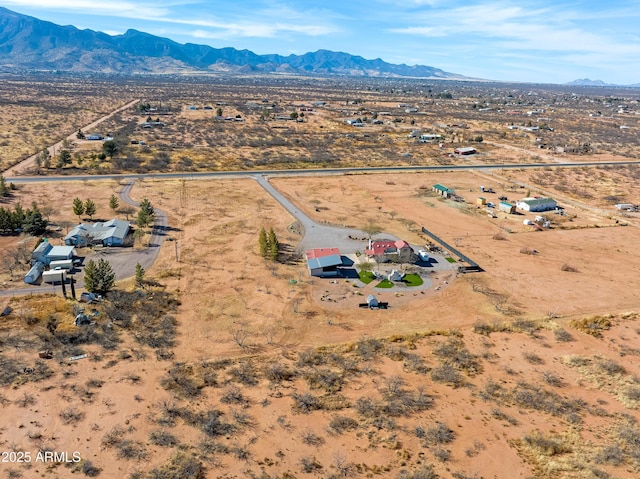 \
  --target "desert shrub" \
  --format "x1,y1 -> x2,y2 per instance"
396,464 -> 438,479
297,348 -> 326,367
292,392 -> 322,414
561,263 -> 578,272
147,452 -> 205,479
195,409 -> 234,438
403,353 -> 429,374
492,232 -> 507,240
570,316 -> 612,338
149,430 -> 179,447
116,440 -> 147,460
303,368 -> 344,393
542,371 -> 565,388
161,364 -> 203,398
490,408 -> 518,425
59,407 -> 85,425
228,361 -> 259,386
355,397 -> 382,418
229,444 -> 251,462
421,422 -> 455,446
554,328 -> 574,342
432,338 -> 481,375
231,409 -> 255,429
522,431 -> 571,456
0,356 -> 25,386
15,392 -> 36,408
522,351 -> 544,365
596,358 -> 626,375
220,385 -> 249,406
133,314 -> 177,349
432,447 -> 451,462
300,456 -> 323,473
81,460 -> 101,477
594,444 -> 625,466
264,362 -> 295,383
355,337 -> 384,360
300,428 -> 324,447
624,386 -> 640,402
430,364 -> 465,388
328,414 -> 359,434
